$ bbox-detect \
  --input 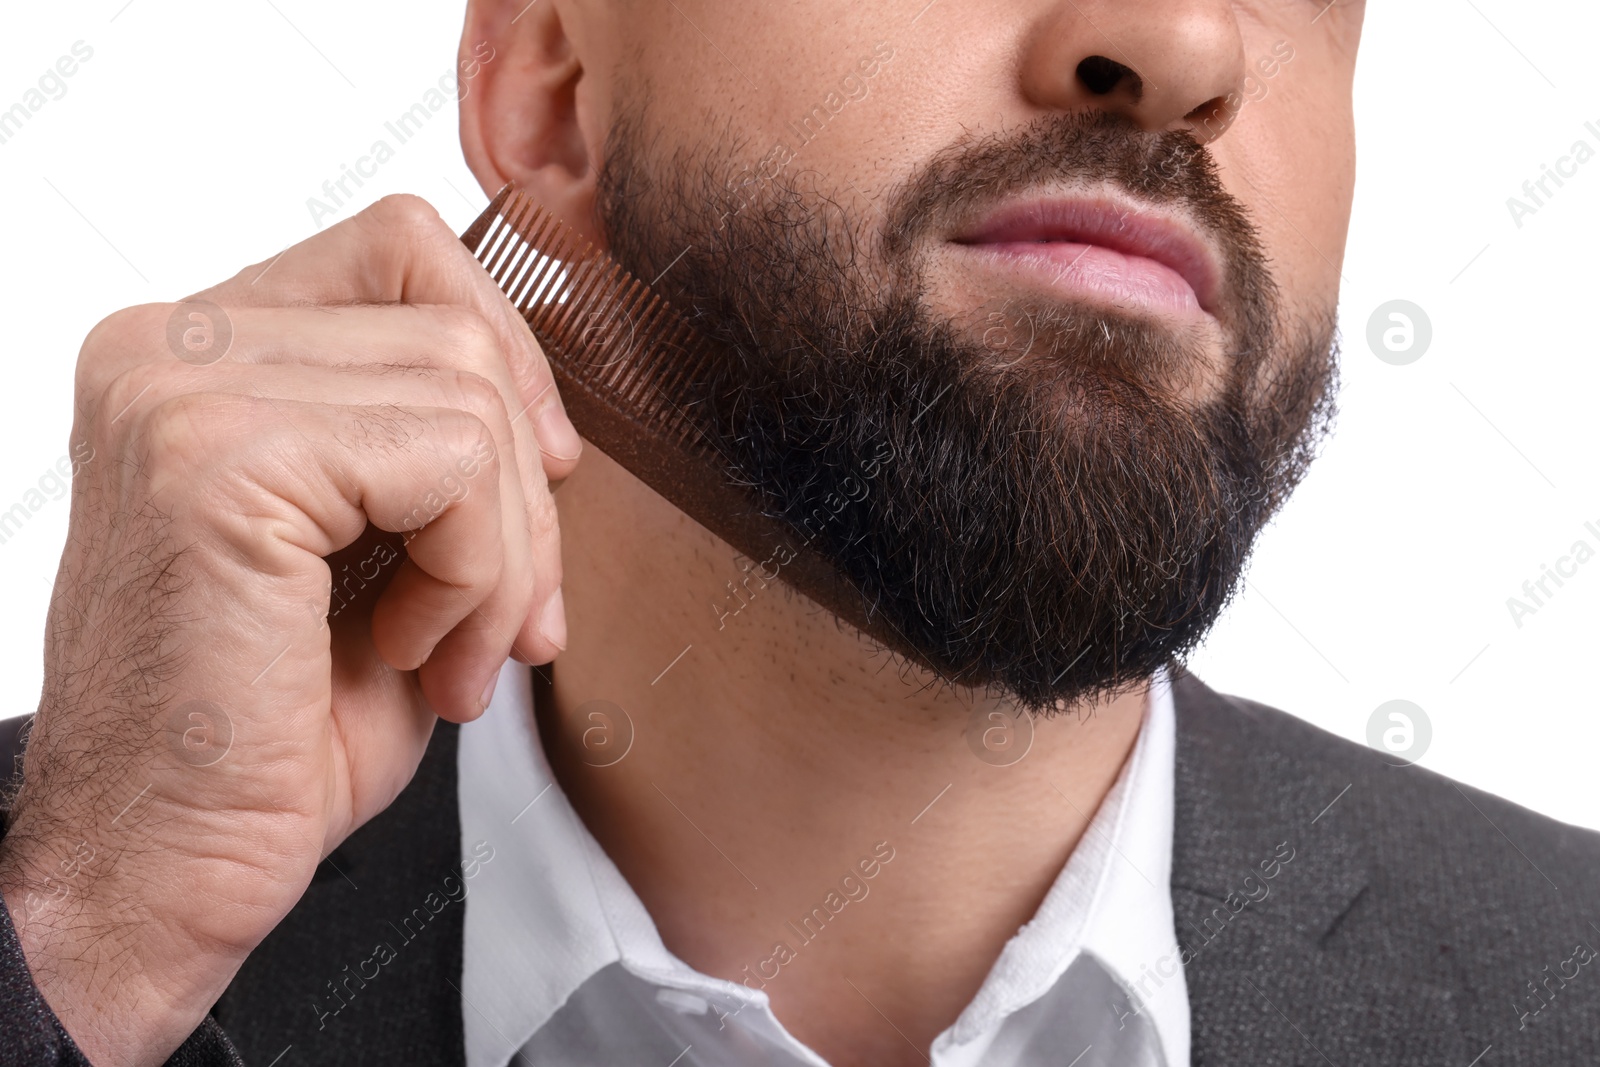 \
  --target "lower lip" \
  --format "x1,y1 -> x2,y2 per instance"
951,241 -> 1206,317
